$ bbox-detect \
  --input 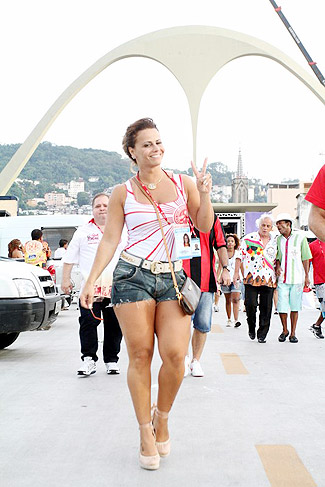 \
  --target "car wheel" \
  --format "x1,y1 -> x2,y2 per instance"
0,332 -> 20,349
